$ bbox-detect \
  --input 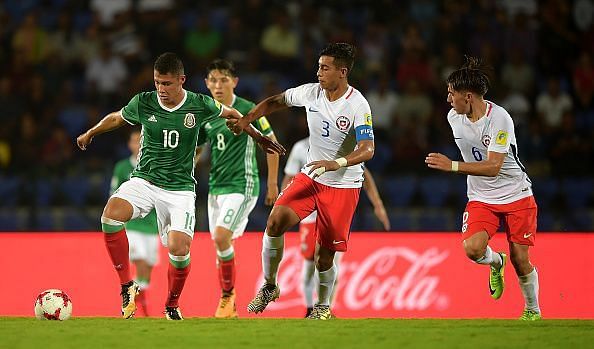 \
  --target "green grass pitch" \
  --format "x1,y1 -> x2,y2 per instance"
1,318 -> 593,349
